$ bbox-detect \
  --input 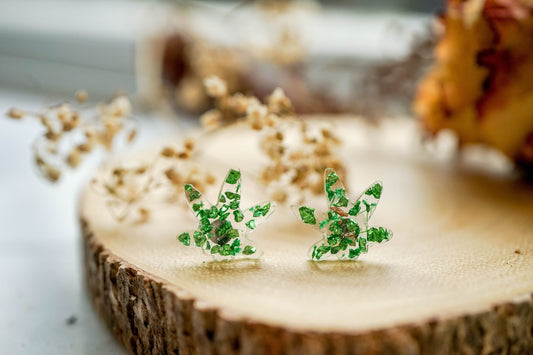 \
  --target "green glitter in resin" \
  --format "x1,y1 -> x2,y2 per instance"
188,191 -> 201,202
251,202 -> 271,217
193,231 -> 206,247
225,169 -> 240,184
177,232 -> 190,246
233,210 -> 244,222
325,171 -> 339,189
245,220 -> 256,230
299,206 -> 316,225
348,202 -> 361,216
365,183 -> 383,199
243,245 -> 256,255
